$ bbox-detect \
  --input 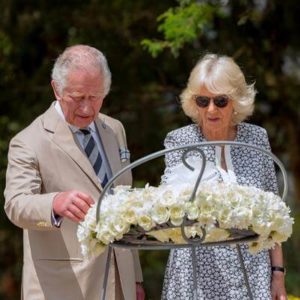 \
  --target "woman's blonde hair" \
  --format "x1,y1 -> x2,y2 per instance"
181,54 -> 256,125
